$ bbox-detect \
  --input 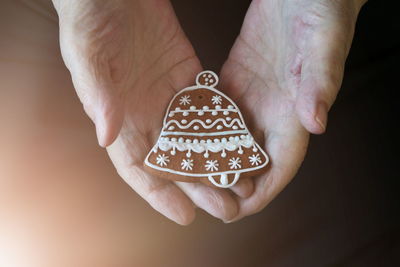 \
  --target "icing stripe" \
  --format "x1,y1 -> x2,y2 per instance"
170,108 -> 238,114
164,118 -> 244,130
156,137 -> 255,154
161,130 -> 248,136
